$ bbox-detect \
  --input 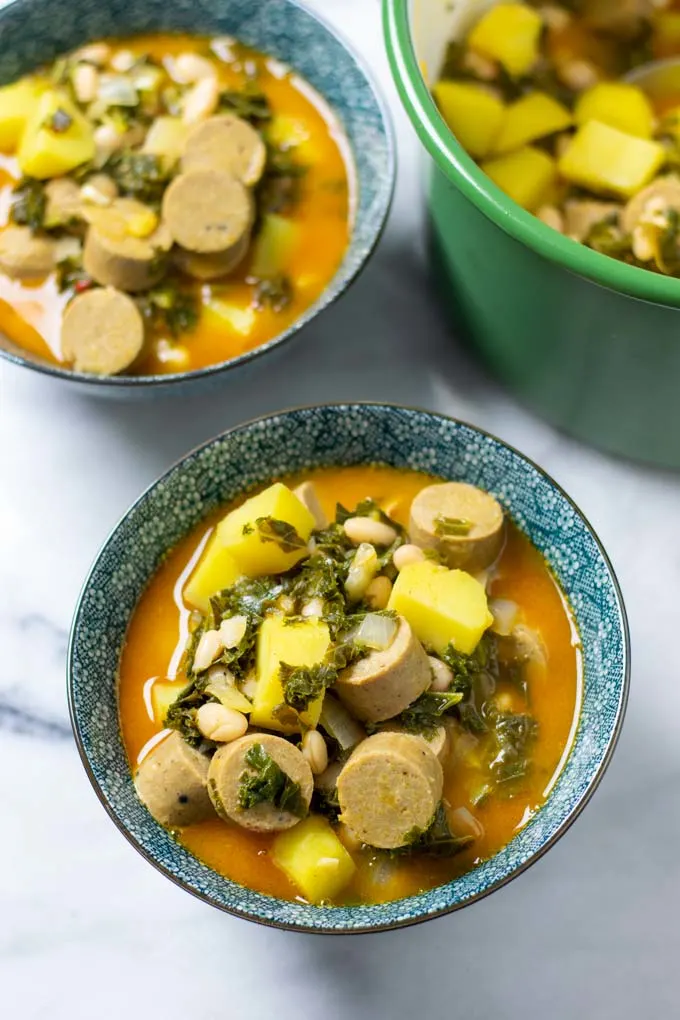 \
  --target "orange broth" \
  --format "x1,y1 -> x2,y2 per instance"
118,466 -> 581,906
0,34 -> 352,374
